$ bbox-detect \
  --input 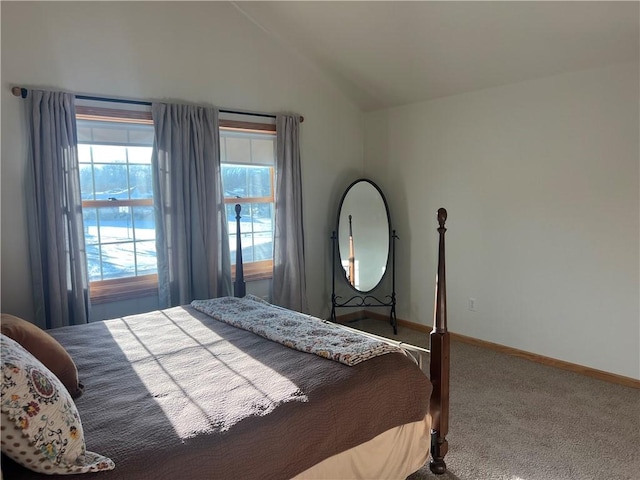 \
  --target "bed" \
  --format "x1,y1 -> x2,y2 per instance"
1,208 -> 450,479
